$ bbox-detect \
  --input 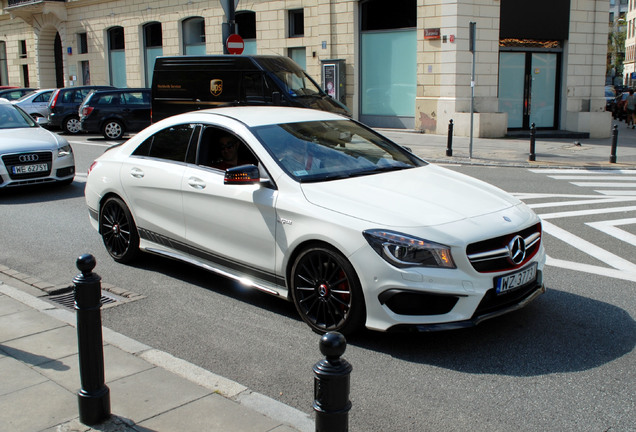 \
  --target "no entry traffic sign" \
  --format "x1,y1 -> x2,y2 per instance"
226,34 -> 244,55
